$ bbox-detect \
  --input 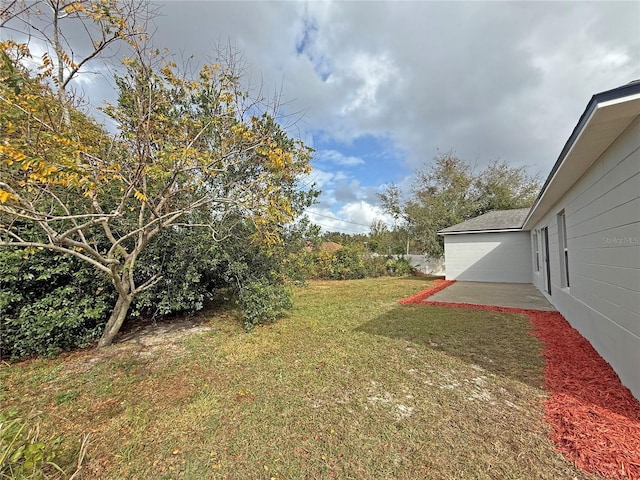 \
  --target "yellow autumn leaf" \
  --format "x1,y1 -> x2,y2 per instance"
134,190 -> 147,202
64,3 -> 86,13
0,189 -> 16,203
